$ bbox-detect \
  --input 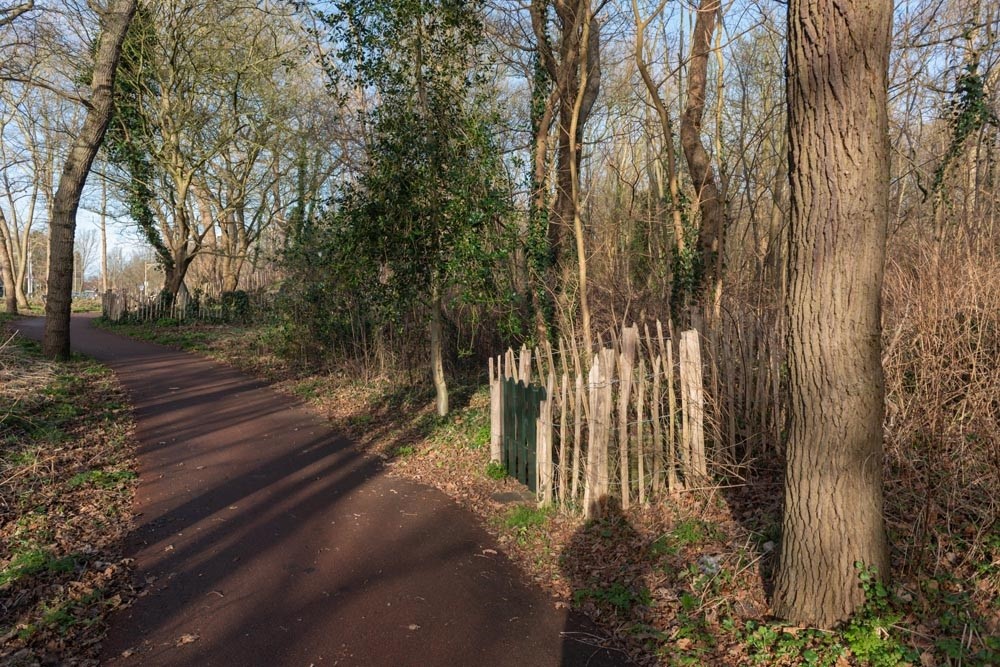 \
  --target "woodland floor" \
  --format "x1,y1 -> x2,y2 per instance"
2,315 -> 998,666
0,316 -> 138,665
